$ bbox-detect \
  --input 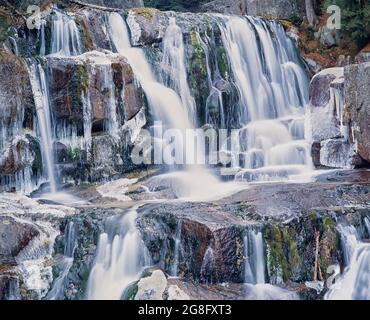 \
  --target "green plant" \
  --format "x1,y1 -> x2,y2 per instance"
323,0 -> 370,48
